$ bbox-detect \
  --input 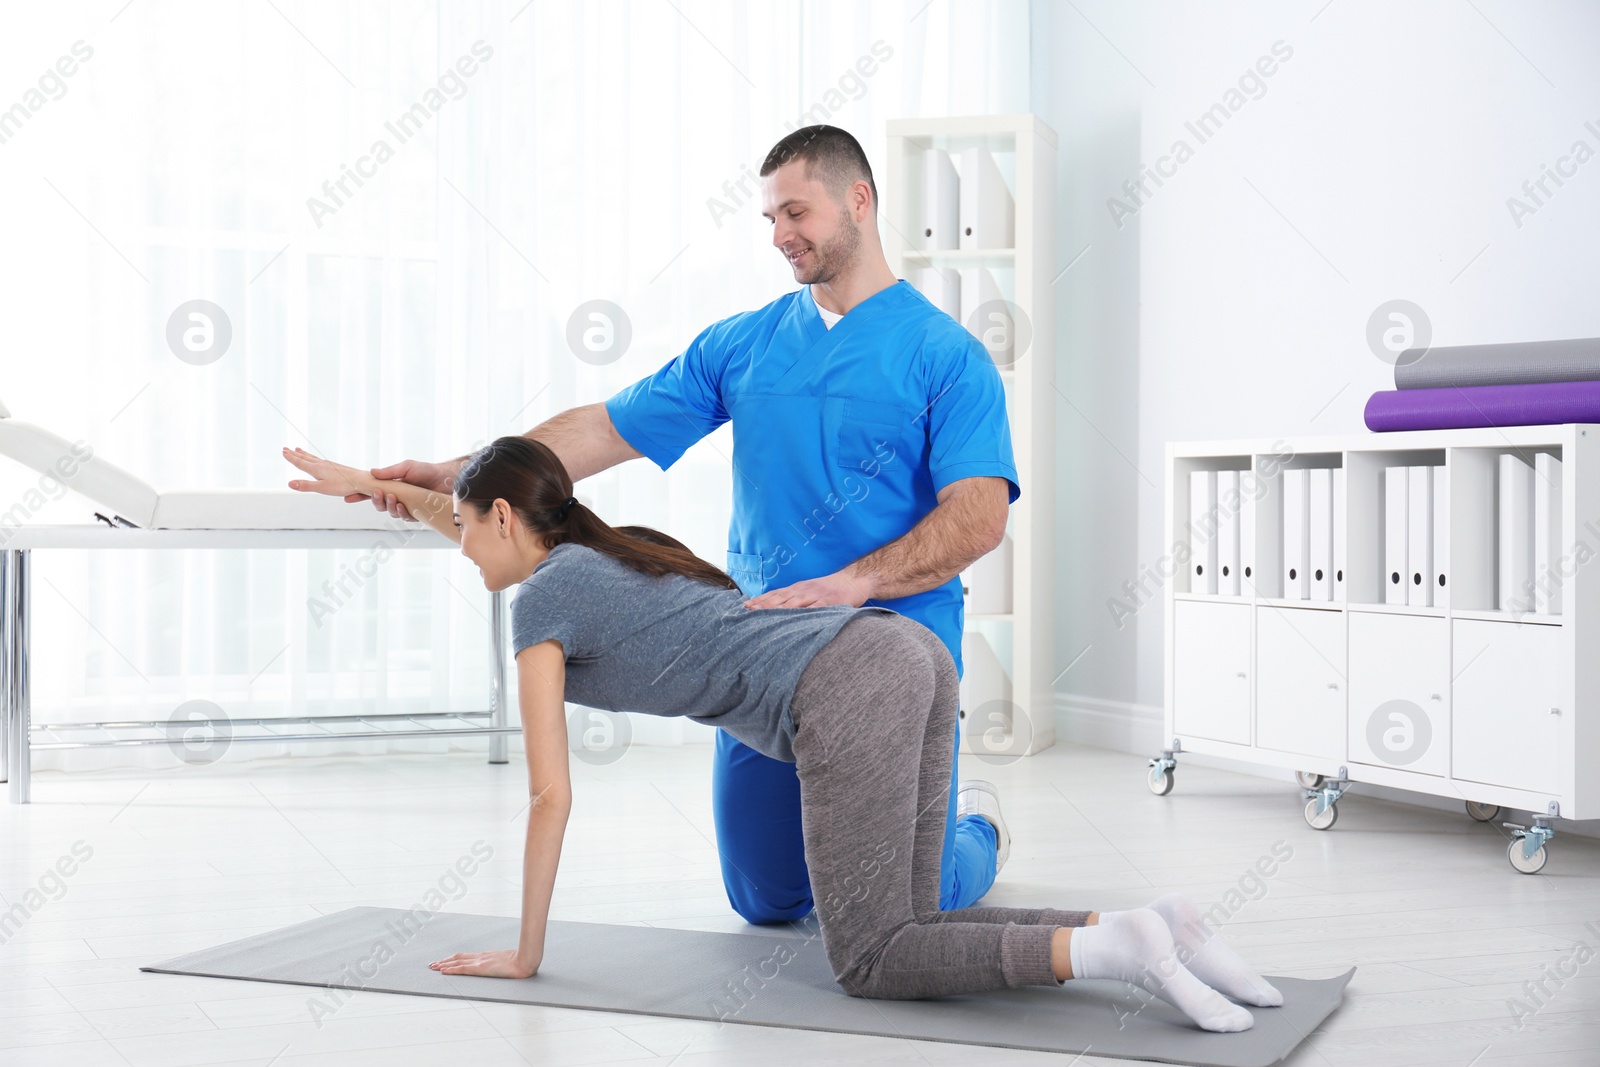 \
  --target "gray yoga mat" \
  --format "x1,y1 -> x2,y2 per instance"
143,906 -> 1351,1065
1393,336 -> 1600,390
